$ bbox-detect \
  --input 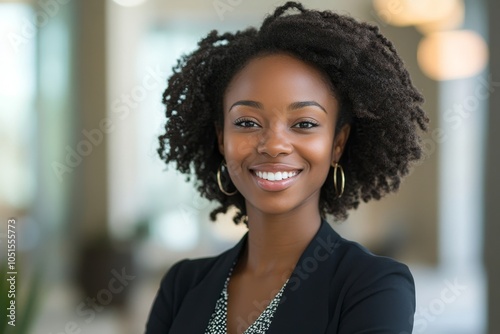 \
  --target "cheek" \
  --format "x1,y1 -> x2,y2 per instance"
297,135 -> 334,166
224,133 -> 254,157
223,132 -> 257,176
302,137 -> 334,188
